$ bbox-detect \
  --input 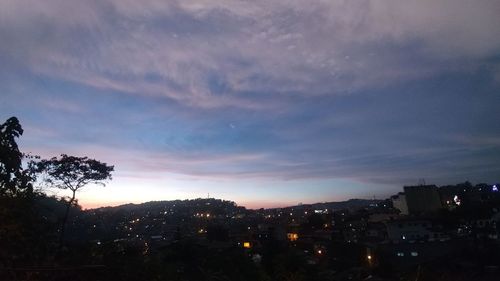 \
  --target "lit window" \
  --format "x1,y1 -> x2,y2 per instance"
411,252 -> 418,257
243,242 -> 251,249
287,233 -> 299,241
